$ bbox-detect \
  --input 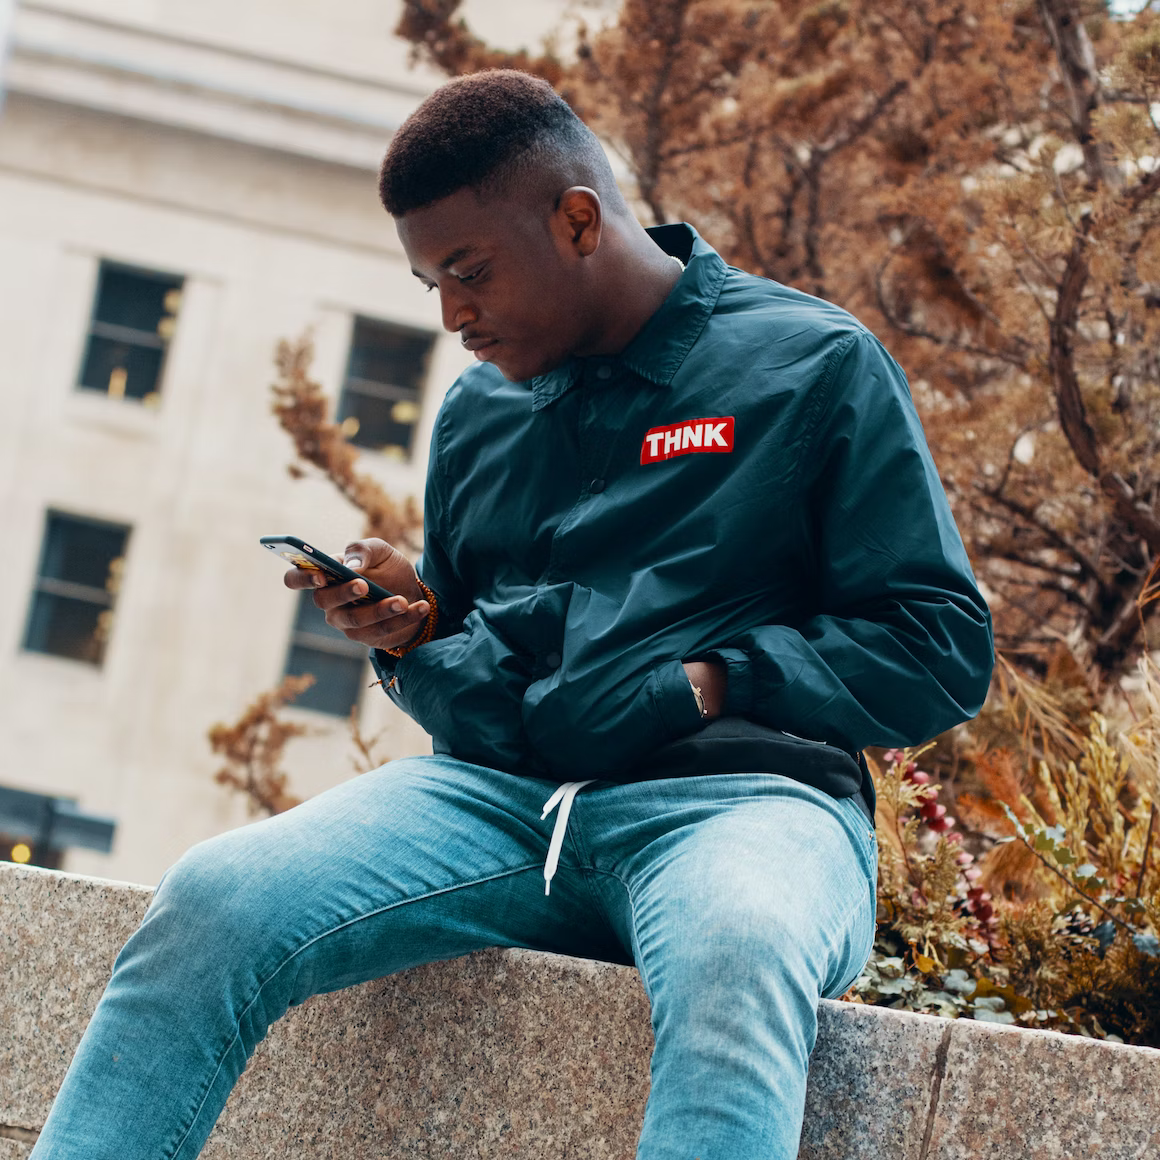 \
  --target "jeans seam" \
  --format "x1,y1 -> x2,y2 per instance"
582,867 -> 657,1007
826,883 -> 877,999
165,860 -> 545,1160
822,829 -> 878,998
